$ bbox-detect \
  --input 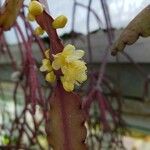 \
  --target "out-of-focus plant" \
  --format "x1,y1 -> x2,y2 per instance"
0,0 -> 23,31
111,5 -> 150,55
110,5 -> 150,106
